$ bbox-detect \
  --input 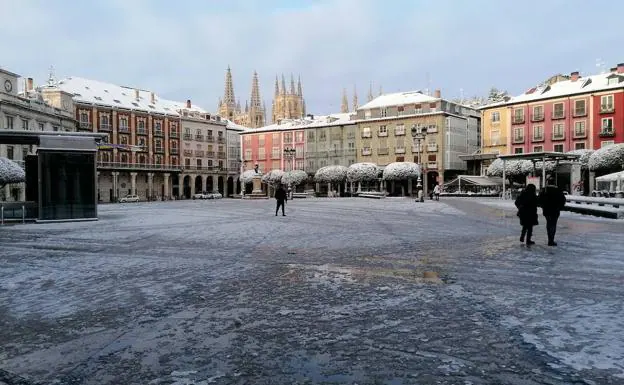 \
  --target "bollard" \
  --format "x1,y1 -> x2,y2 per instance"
22,205 -> 25,224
